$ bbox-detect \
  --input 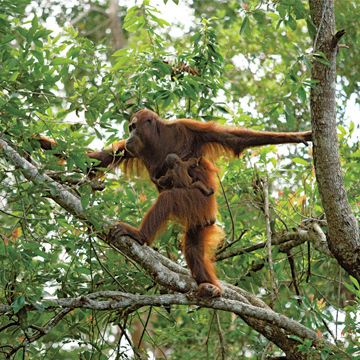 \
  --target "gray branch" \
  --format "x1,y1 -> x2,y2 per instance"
0,292 -> 325,344
217,222 -> 331,261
